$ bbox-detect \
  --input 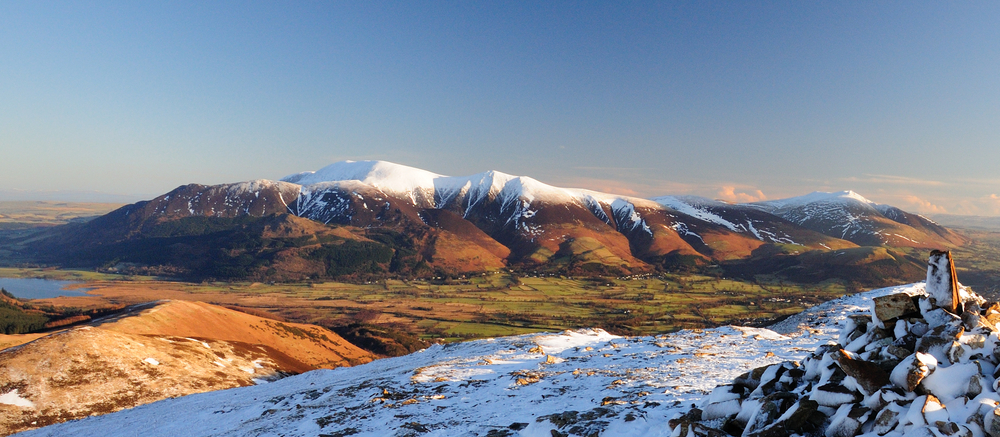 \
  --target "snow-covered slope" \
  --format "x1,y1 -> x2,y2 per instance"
282,161 -> 644,216
748,191 -> 961,247
281,160 -> 443,193
651,195 -> 854,248
653,196 -> 742,231
18,285 -> 917,437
